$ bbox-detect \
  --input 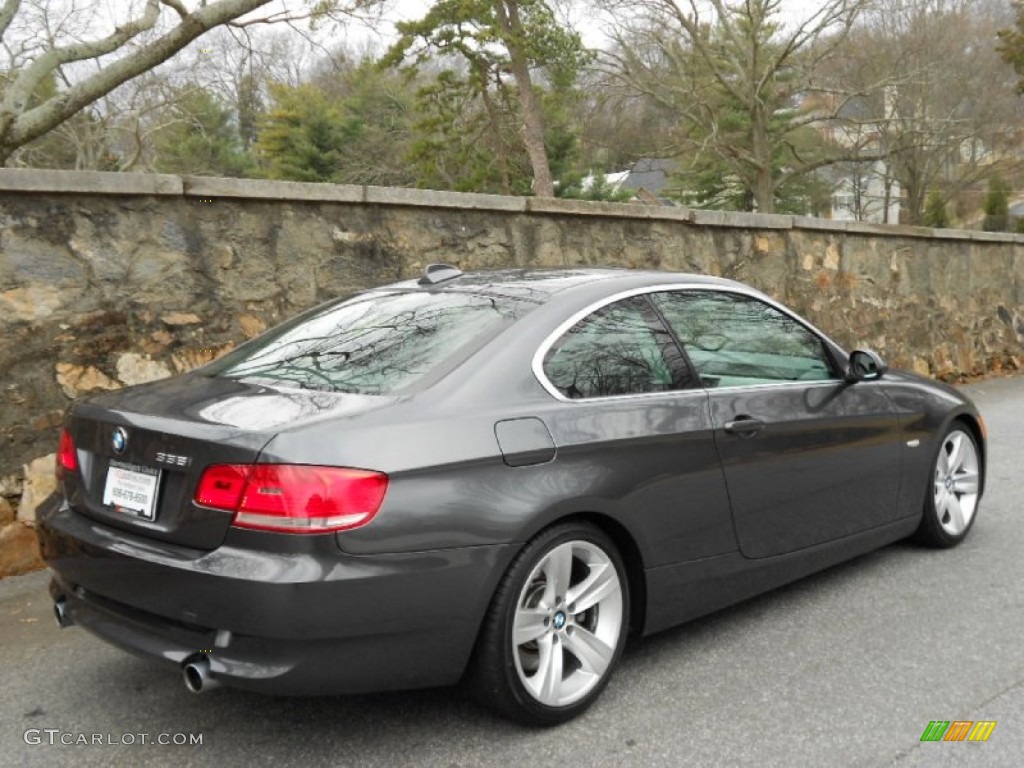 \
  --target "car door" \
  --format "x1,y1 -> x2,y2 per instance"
650,289 -> 904,559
